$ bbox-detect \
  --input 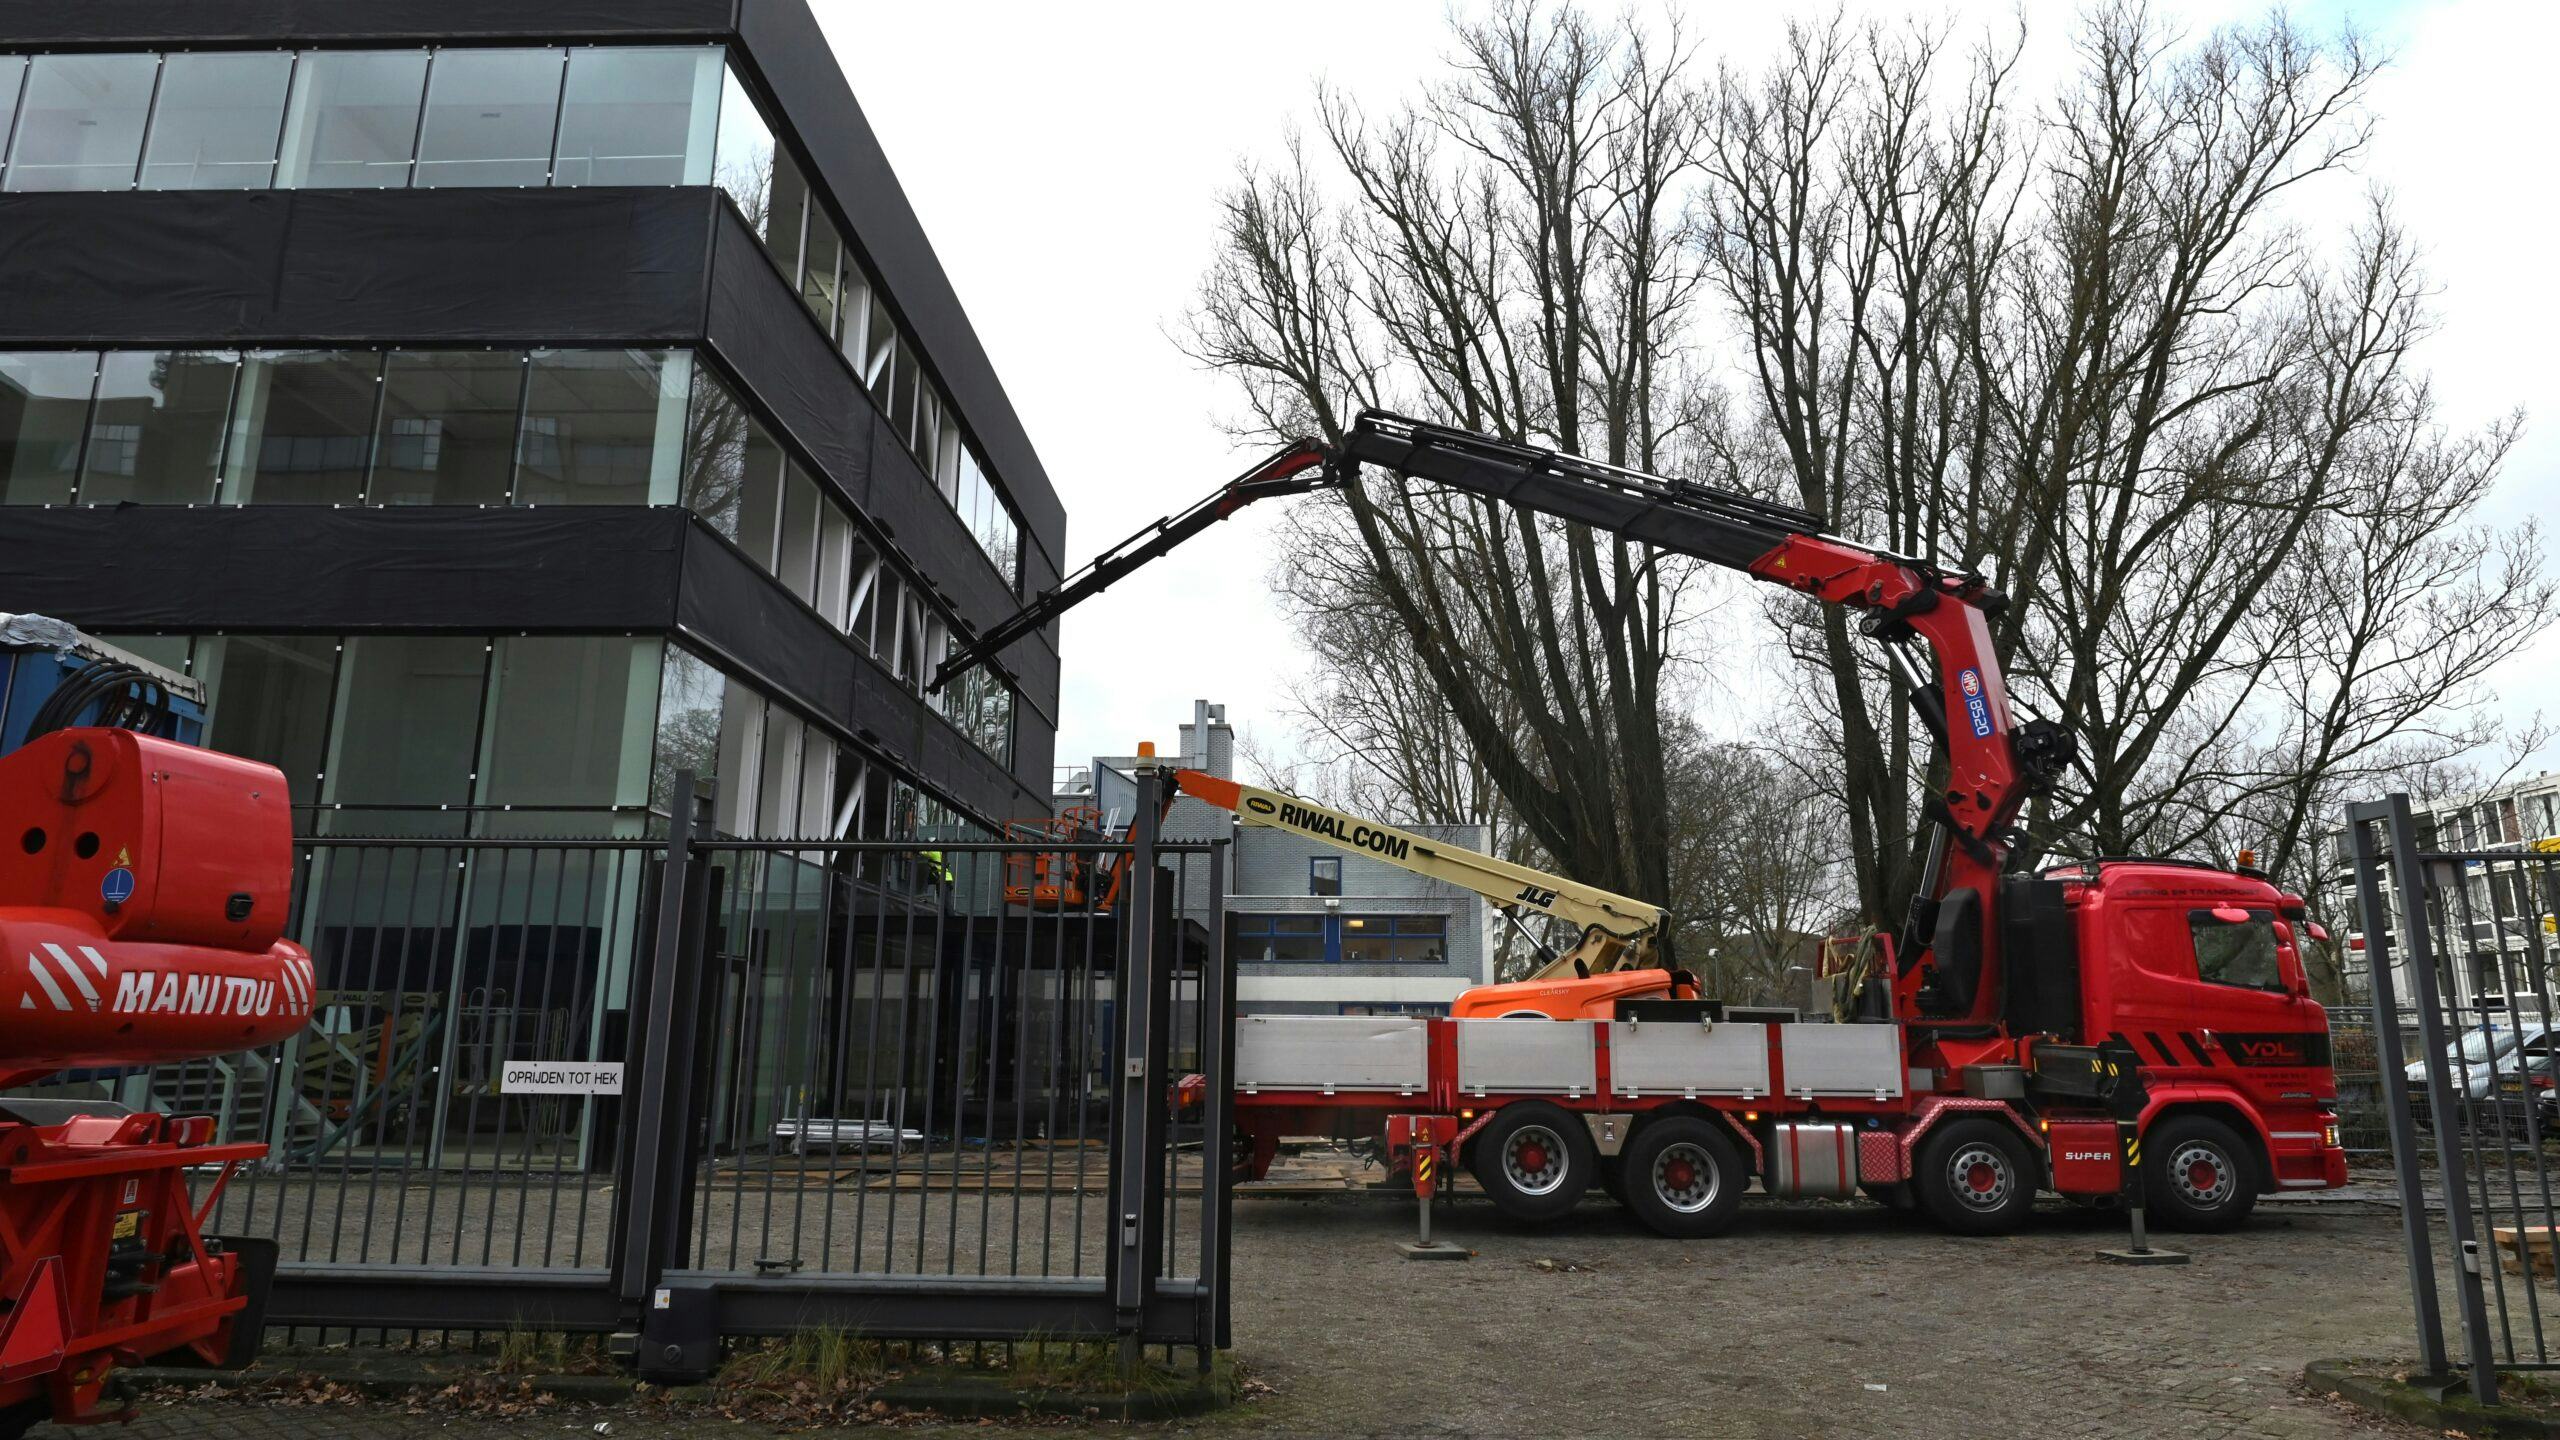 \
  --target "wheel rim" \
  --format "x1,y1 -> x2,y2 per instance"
2169,1142 -> 2234,1209
1652,1141 -> 1721,1213
1944,1143 -> 2014,1211
1504,1124 -> 1570,1196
